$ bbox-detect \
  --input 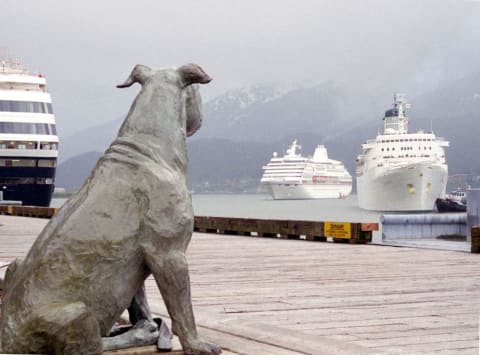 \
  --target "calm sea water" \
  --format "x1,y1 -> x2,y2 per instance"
51,194 -> 384,243
52,194 -> 382,223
